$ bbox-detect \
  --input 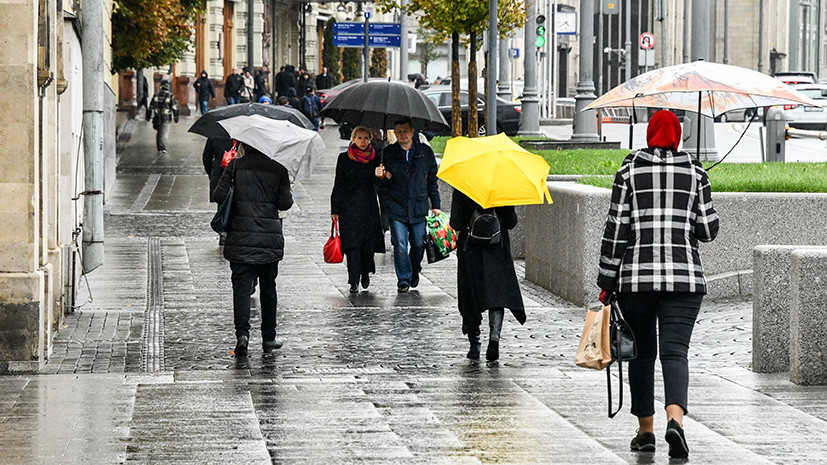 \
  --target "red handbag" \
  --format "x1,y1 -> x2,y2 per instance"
323,218 -> 343,263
